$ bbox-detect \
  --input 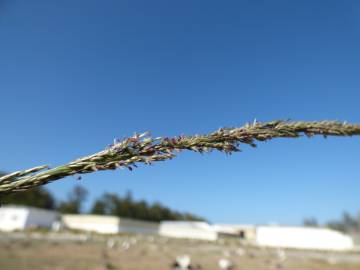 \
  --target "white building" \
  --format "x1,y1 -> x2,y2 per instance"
0,205 -> 58,232
62,214 -> 159,235
256,226 -> 354,251
159,221 -> 218,241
